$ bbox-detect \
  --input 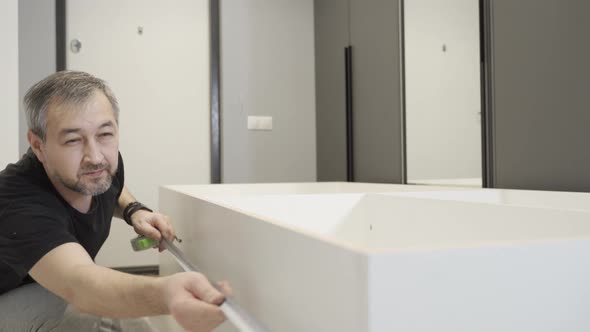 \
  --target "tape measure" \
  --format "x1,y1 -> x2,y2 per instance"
129,235 -> 270,332
130,235 -> 158,251
130,235 -> 182,251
